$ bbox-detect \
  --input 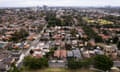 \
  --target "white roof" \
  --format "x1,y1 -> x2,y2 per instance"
34,51 -> 41,55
